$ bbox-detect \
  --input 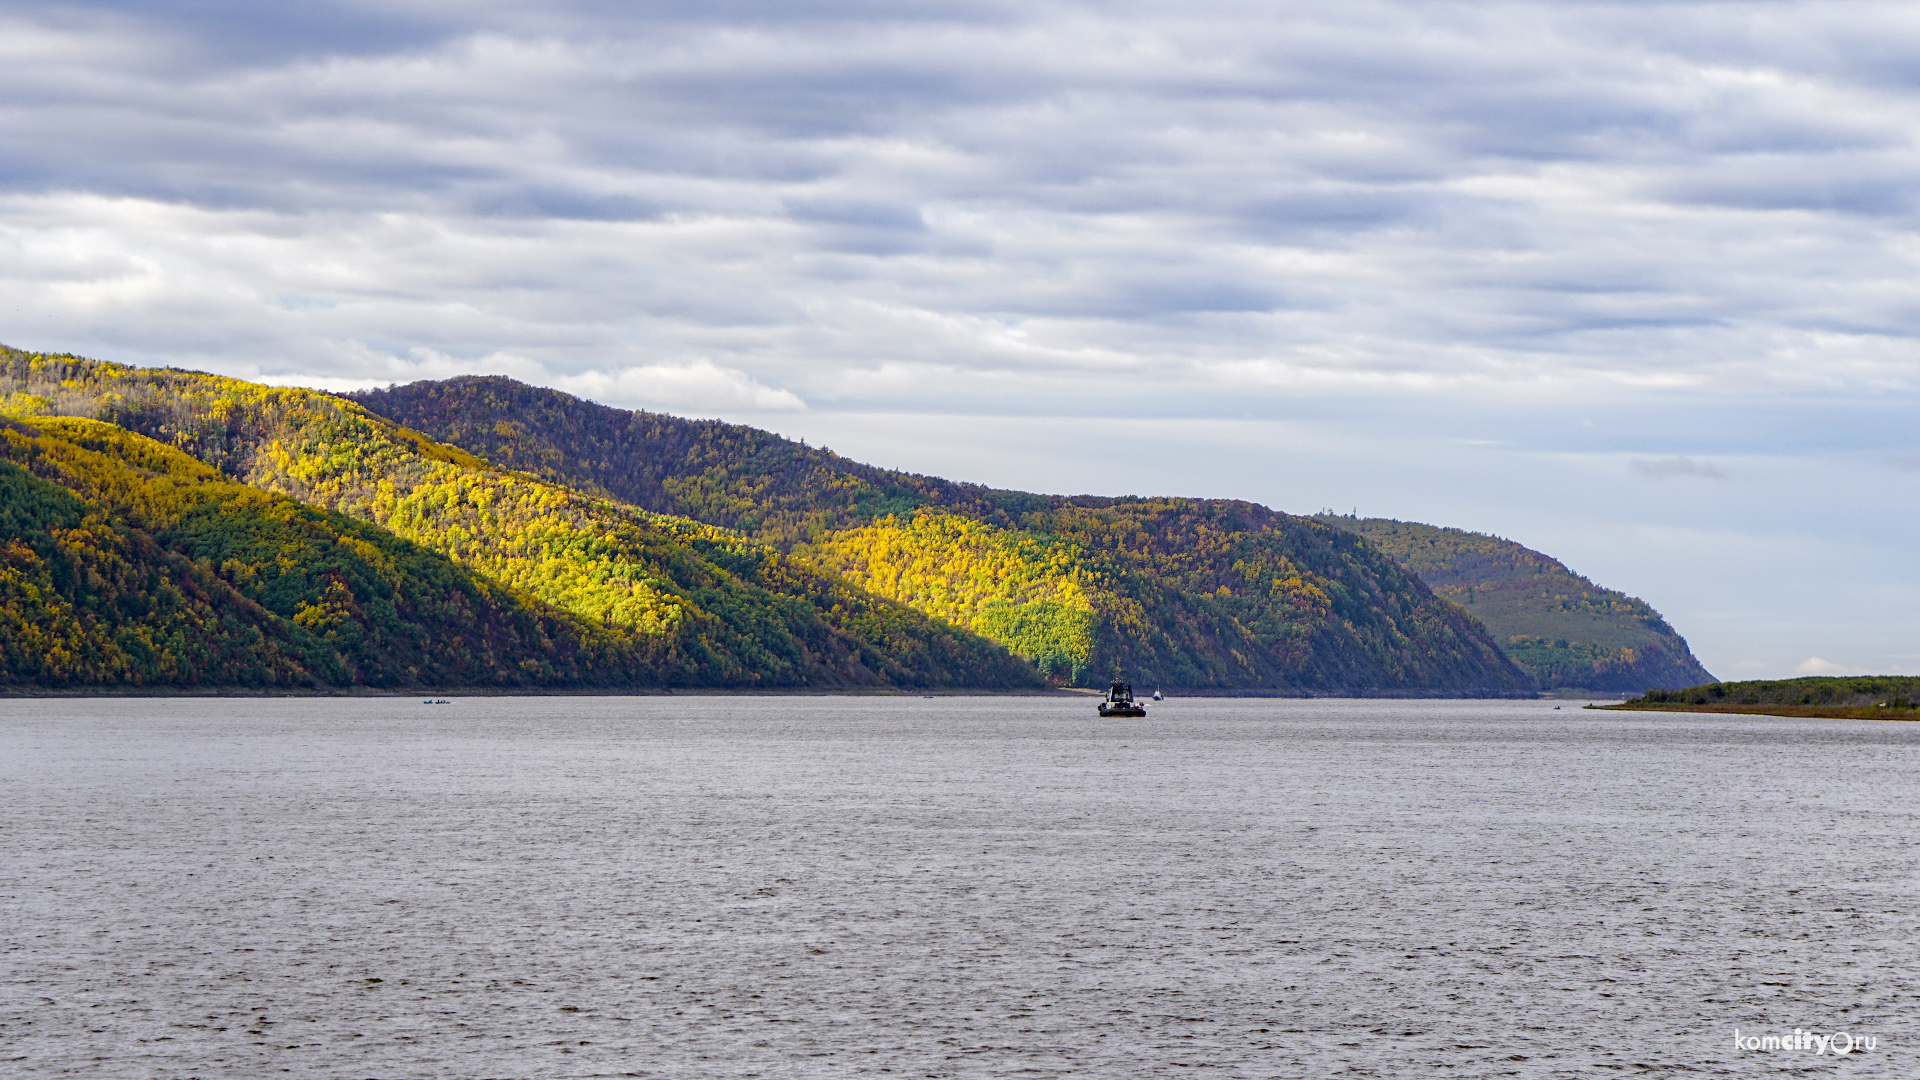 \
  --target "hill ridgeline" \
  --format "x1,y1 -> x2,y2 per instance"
0,350 -> 1037,692
1313,516 -> 1713,692
1,347 -> 1705,695
348,375 -> 1533,695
